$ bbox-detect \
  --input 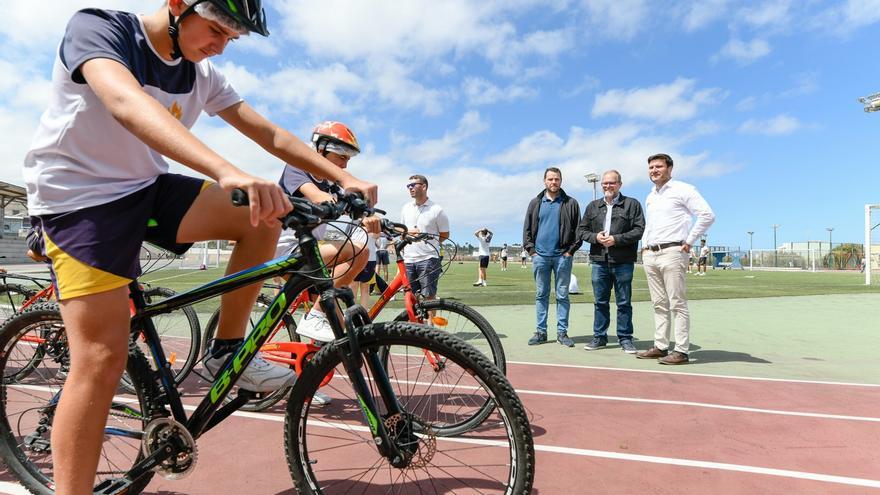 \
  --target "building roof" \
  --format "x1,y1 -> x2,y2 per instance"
0,181 -> 26,206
